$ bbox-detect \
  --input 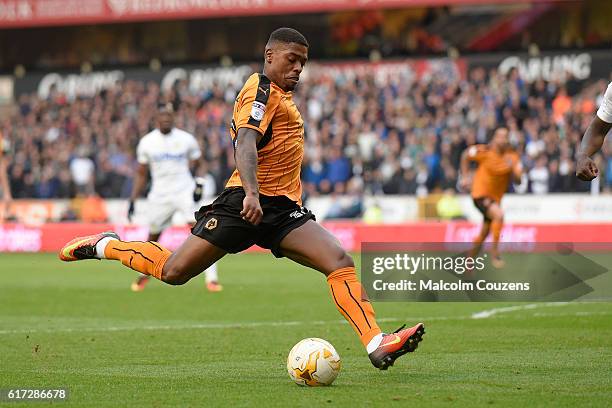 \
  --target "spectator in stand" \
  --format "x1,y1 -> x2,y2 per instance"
529,155 -> 550,194
325,178 -> 364,220
552,86 -> 572,126
302,150 -> 327,194
36,165 -> 60,199
70,146 -> 95,196
548,159 -> 563,193
326,145 -> 352,188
